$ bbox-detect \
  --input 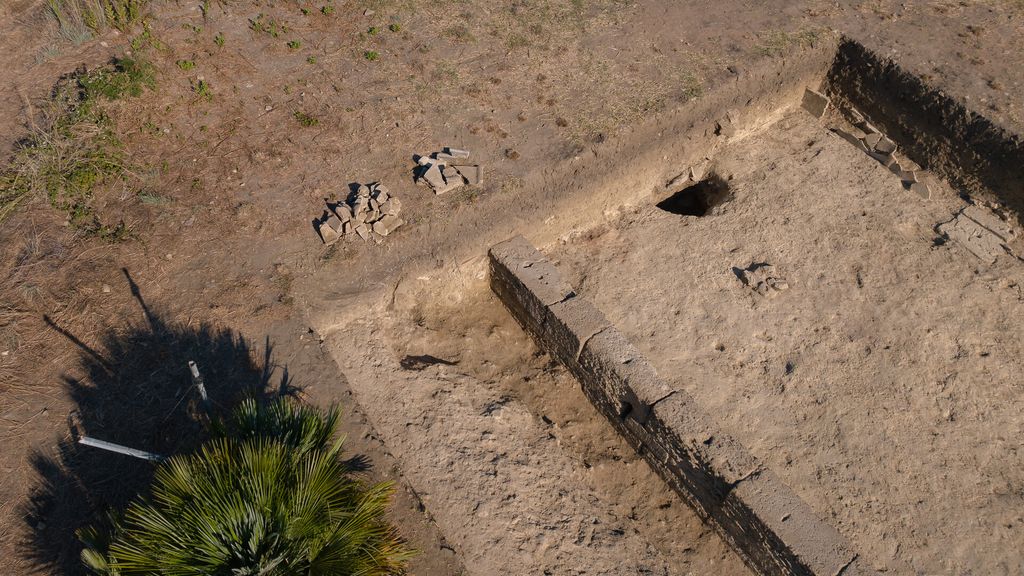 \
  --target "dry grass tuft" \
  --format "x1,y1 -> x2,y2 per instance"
46,0 -> 147,43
